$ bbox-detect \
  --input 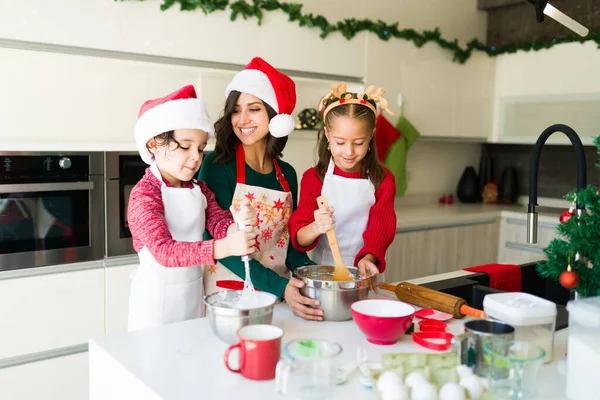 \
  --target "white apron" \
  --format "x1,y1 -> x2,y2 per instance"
127,163 -> 207,331
203,144 -> 292,295
312,159 -> 376,268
